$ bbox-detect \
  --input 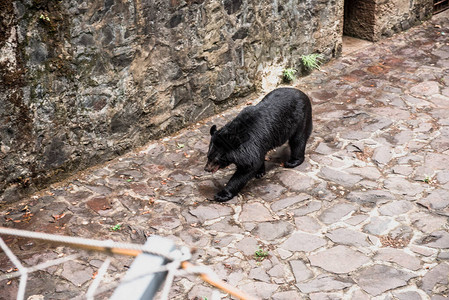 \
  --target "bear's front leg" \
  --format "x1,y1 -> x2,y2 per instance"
214,165 -> 259,202
255,163 -> 265,178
